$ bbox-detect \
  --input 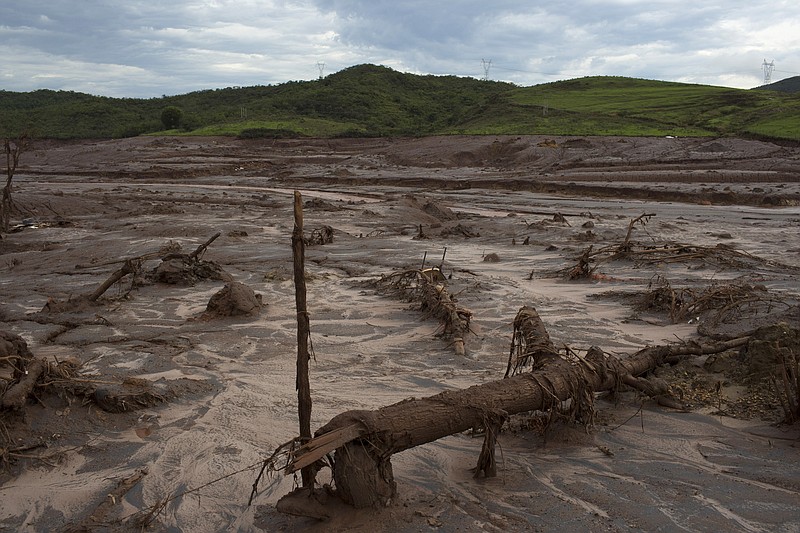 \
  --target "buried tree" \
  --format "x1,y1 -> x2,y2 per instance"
277,306 -> 750,513
2,134 -> 30,233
